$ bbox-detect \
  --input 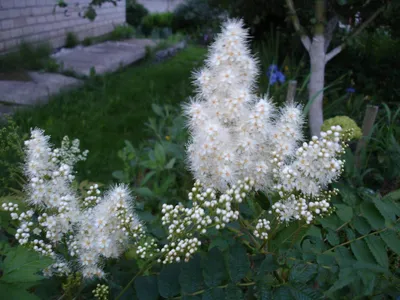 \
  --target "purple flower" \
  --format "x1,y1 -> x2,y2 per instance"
266,64 -> 285,85
346,87 -> 356,93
